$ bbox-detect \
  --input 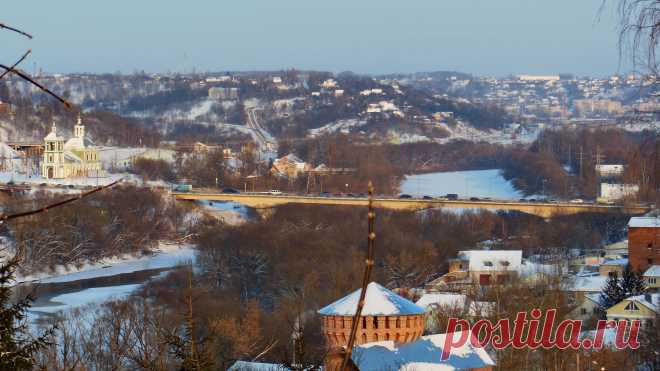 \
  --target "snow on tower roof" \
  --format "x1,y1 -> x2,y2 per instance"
352,331 -> 496,371
44,123 -> 63,141
318,282 -> 424,316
